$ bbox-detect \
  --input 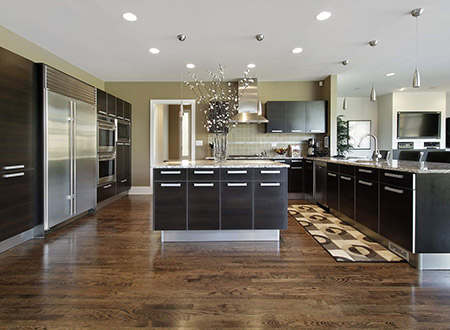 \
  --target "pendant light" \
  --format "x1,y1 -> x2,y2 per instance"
411,8 -> 424,88
369,40 -> 378,102
341,60 -> 349,110
177,34 -> 186,118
